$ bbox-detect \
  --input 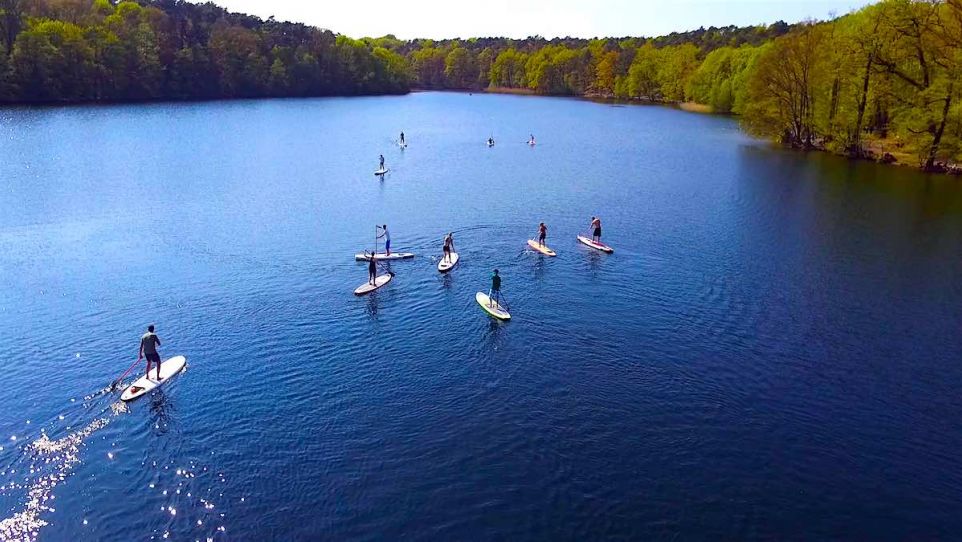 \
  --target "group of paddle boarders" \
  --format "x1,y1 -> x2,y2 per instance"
360,130 -> 610,320
534,217 -> 602,245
